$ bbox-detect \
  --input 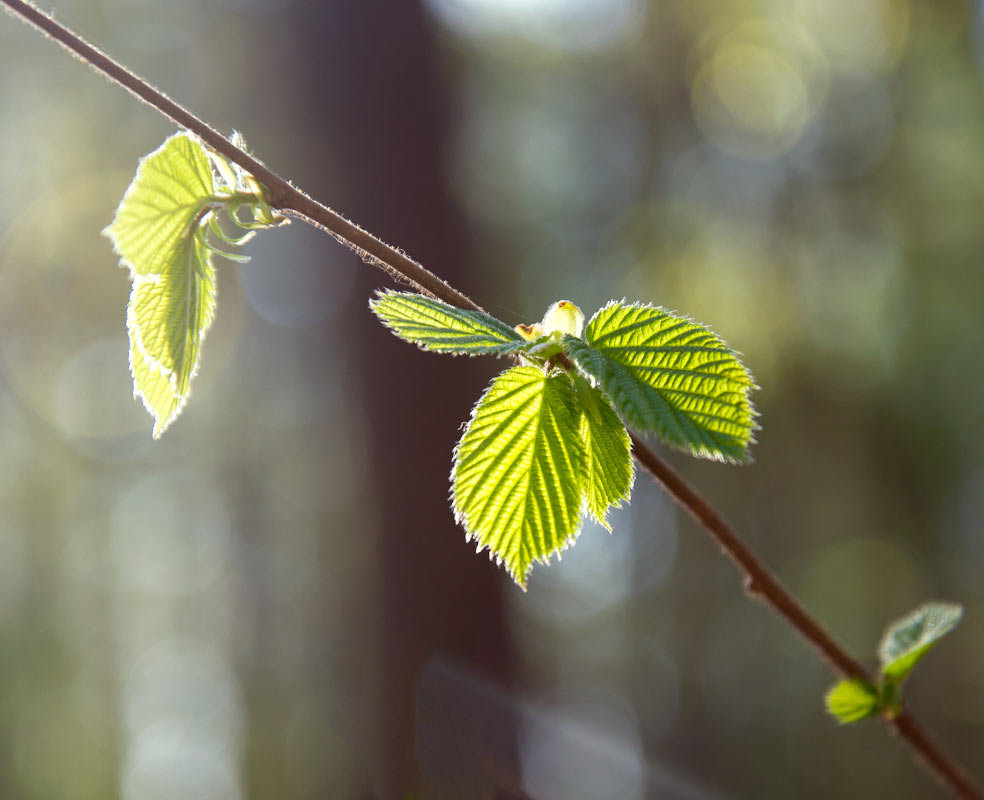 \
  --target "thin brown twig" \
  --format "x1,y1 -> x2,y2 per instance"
0,0 -> 481,315
629,433 -> 981,799
627,432 -> 870,681
1,1 -> 979,797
